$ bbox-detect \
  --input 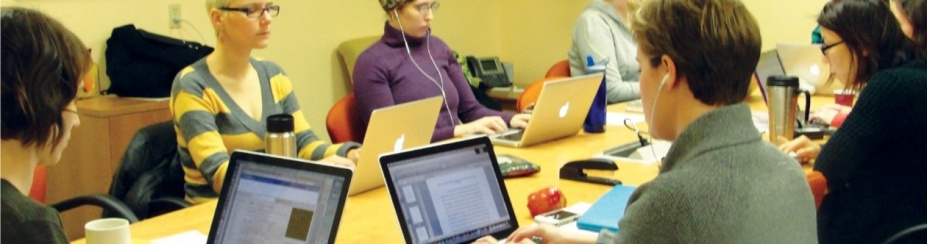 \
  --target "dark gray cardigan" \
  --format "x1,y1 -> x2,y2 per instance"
598,103 -> 818,243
